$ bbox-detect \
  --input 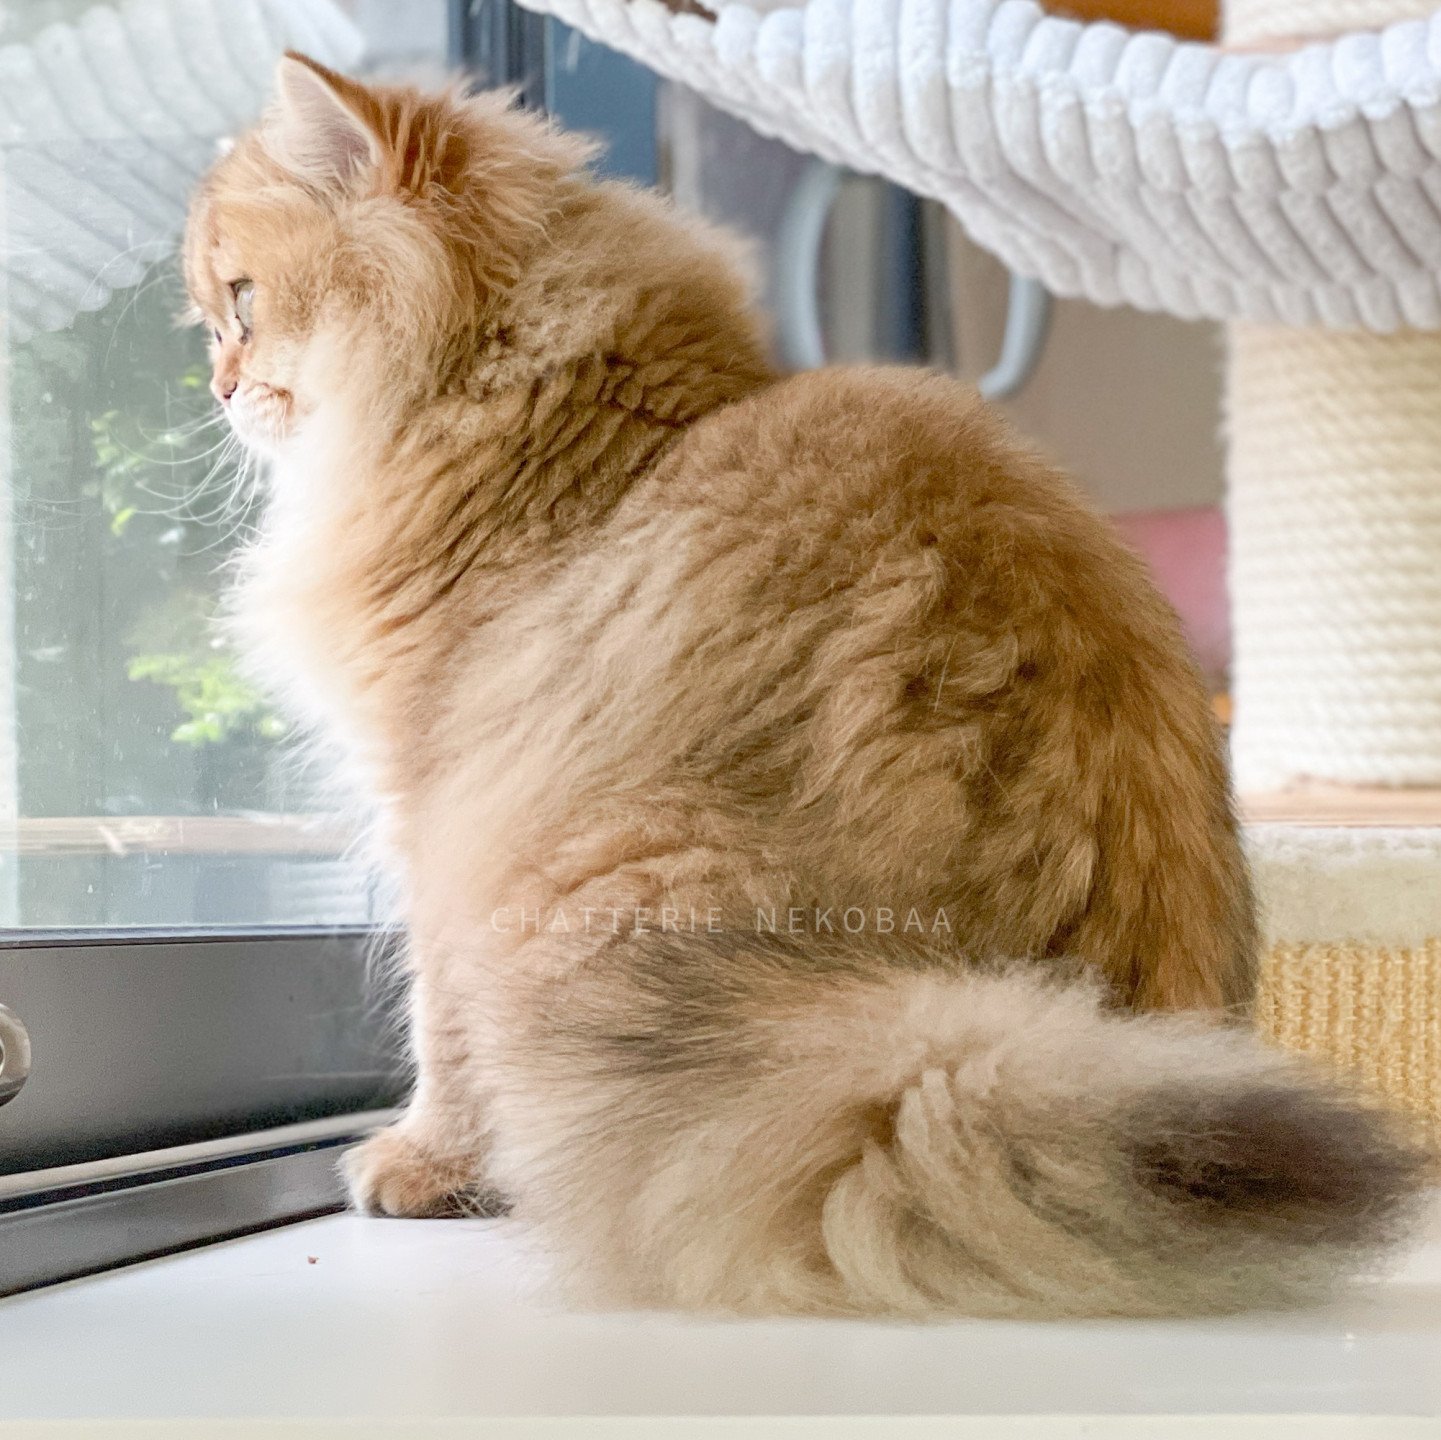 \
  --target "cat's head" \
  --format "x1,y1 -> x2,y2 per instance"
183,53 -> 591,457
